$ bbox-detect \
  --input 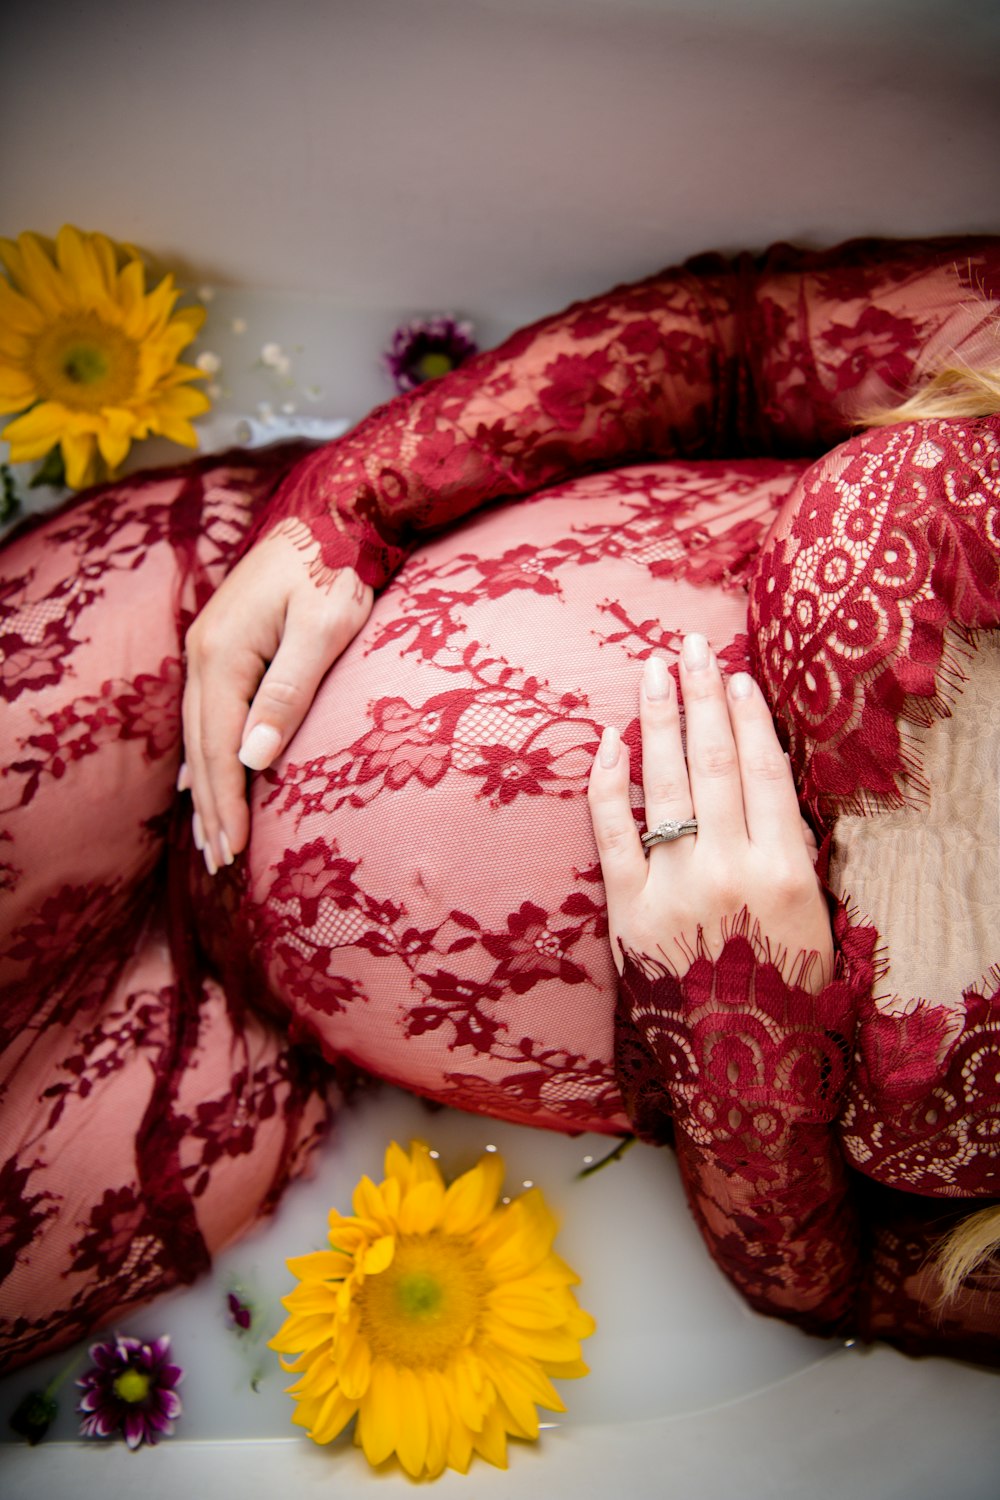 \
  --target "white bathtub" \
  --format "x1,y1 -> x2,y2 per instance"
2,1085 -> 998,1499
